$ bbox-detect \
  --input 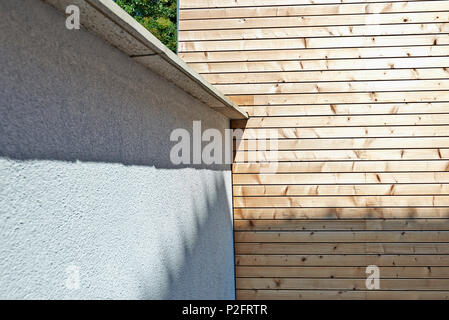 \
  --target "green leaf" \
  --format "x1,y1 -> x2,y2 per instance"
115,0 -> 177,52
